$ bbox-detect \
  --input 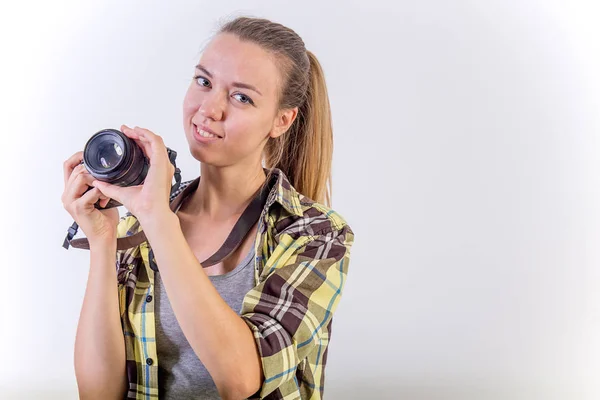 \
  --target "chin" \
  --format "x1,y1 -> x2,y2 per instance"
187,144 -> 230,168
